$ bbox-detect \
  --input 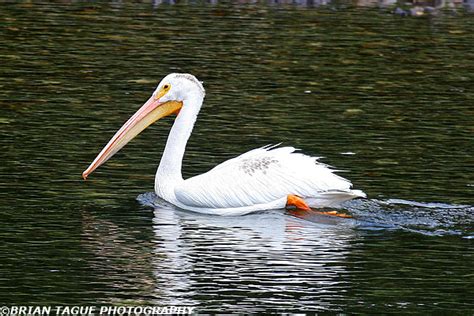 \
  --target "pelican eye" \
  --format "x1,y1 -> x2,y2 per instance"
154,84 -> 171,100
